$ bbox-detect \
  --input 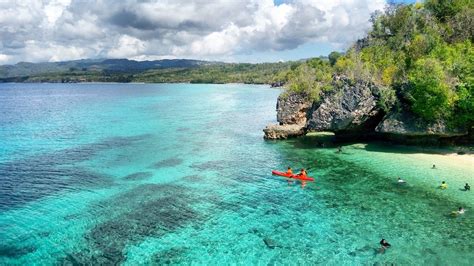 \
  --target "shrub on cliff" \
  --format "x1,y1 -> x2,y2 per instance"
407,57 -> 455,120
286,58 -> 333,101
